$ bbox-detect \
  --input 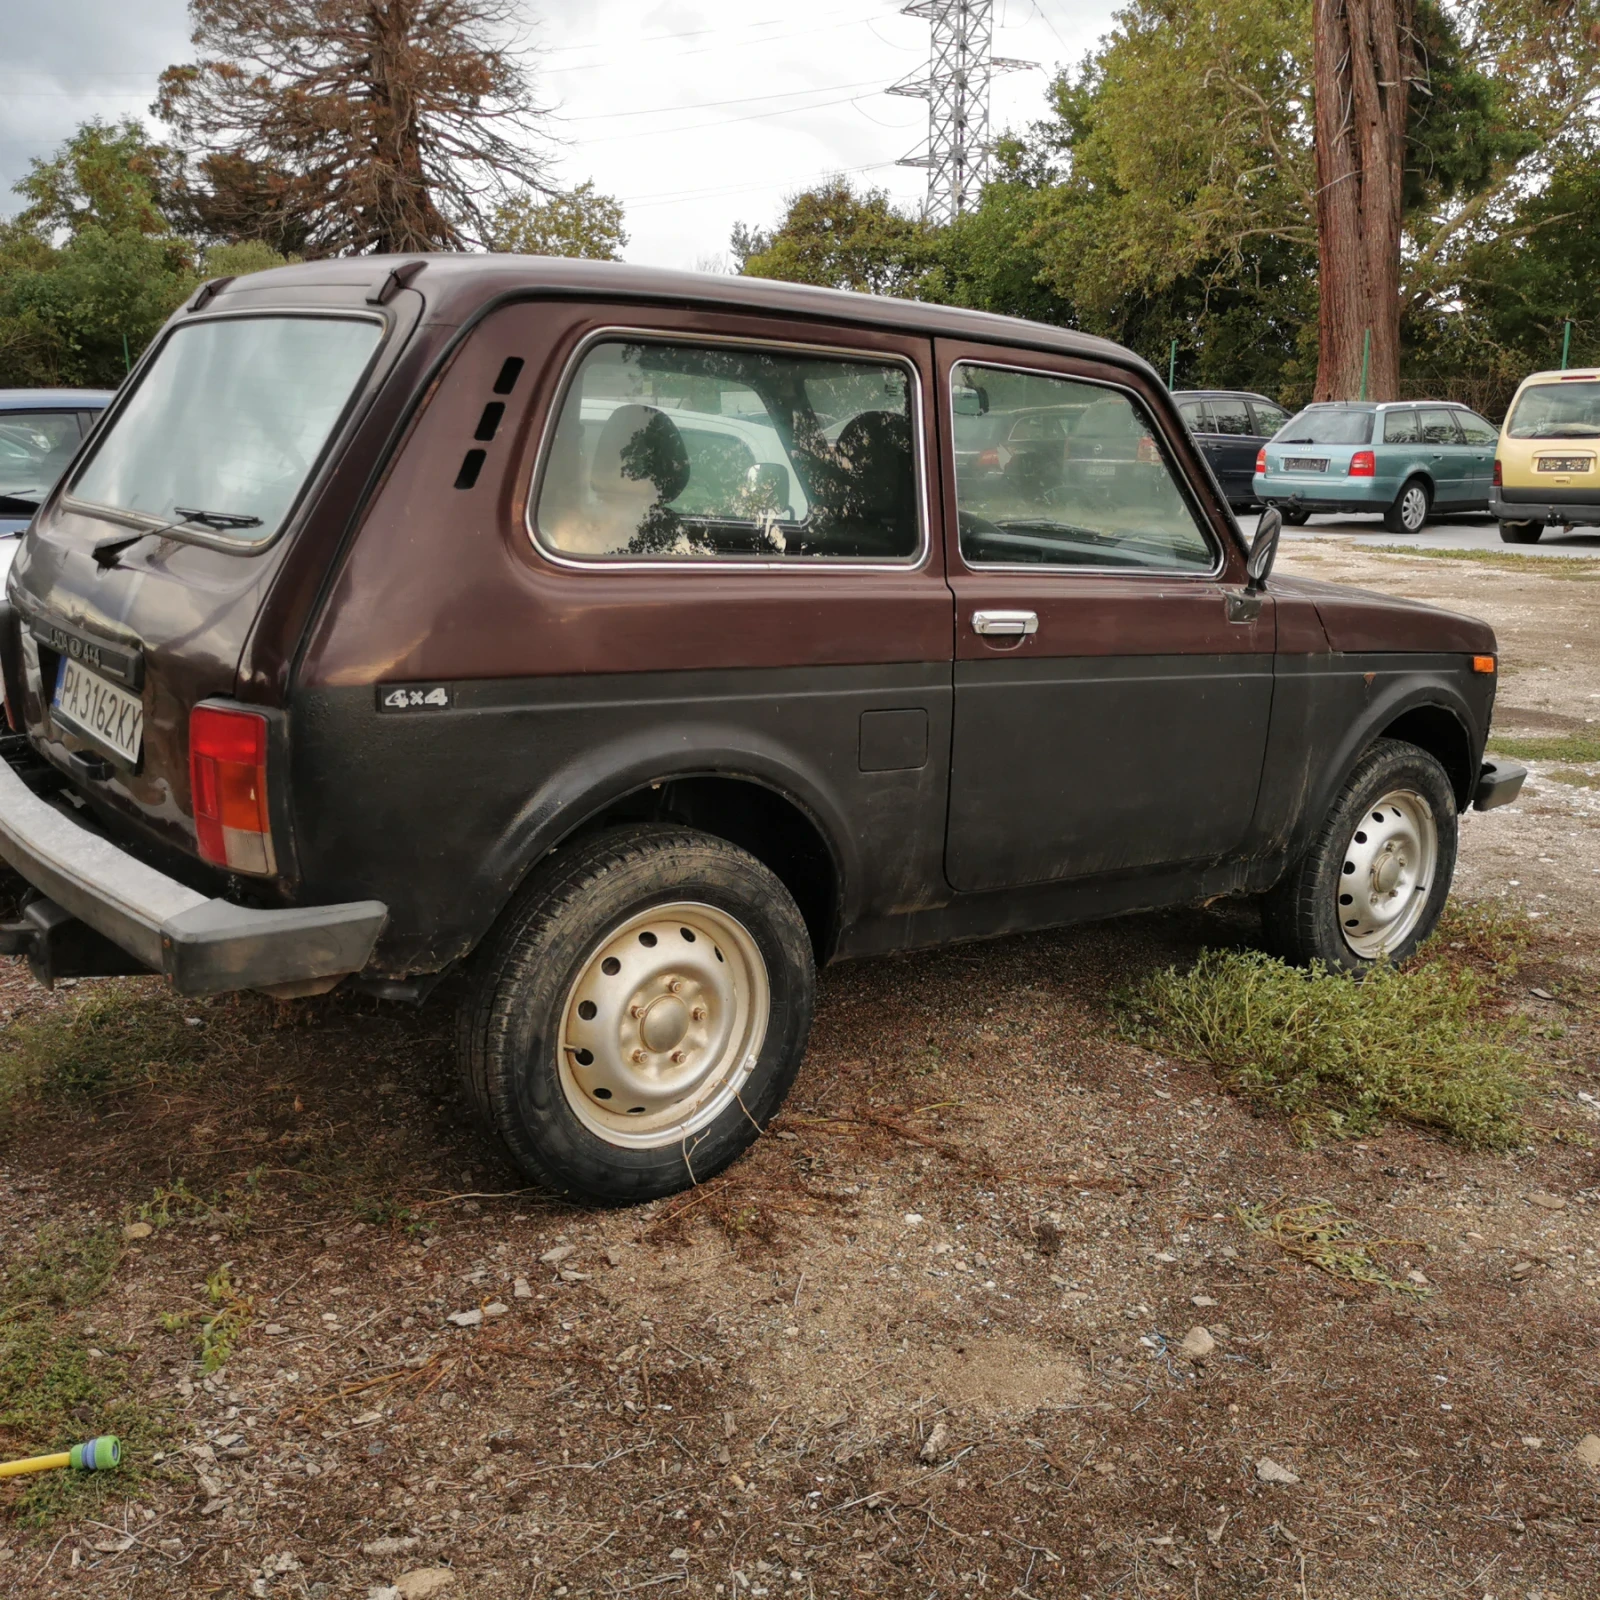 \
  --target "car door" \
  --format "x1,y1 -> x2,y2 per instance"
1205,395 -> 1260,504
1417,406 -> 1471,504
1454,410 -> 1499,503
938,343 -> 1275,893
